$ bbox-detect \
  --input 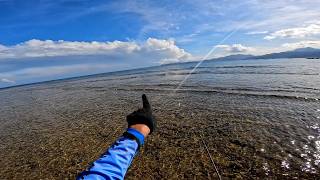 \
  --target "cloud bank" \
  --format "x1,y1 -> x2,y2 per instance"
246,31 -> 269,35
0,38 -> 193,87
282,40 -> 320,50
215,44 -> 255,54
264,23 -> 320,40
0,38 -> 192,62
0,78 -> 15,84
